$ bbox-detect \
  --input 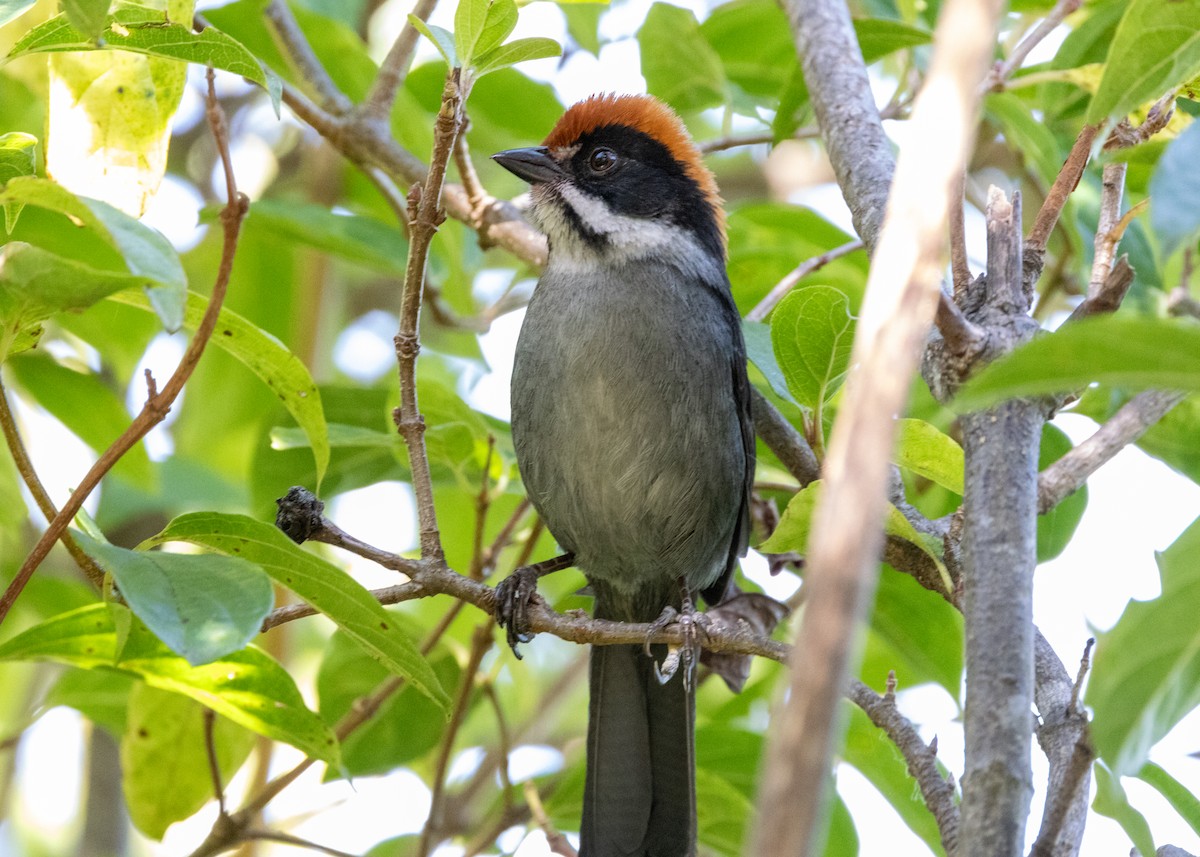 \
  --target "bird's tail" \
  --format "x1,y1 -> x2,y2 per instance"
580,640 -> 696,857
